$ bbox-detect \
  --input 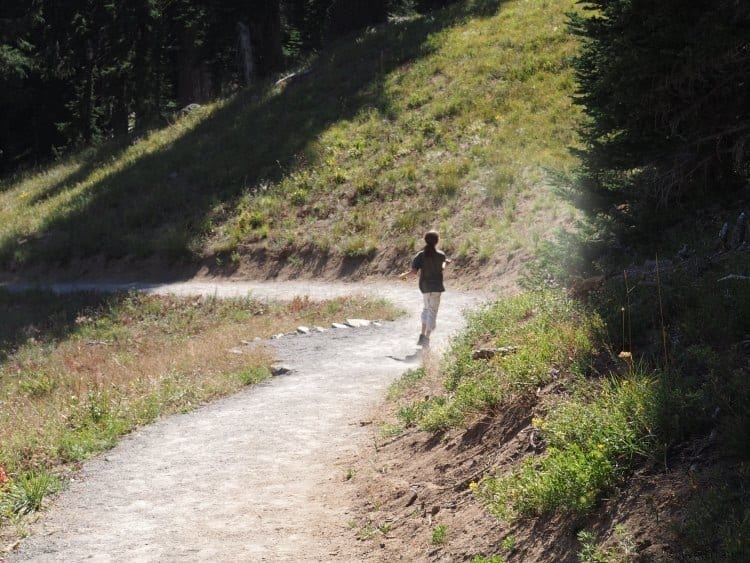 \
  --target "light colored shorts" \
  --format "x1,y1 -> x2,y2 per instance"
421,292 -> 442,334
